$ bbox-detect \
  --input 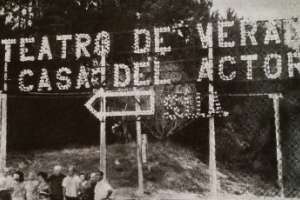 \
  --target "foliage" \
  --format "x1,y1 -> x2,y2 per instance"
0,1 -> 296,146
0,0 -> 213,141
